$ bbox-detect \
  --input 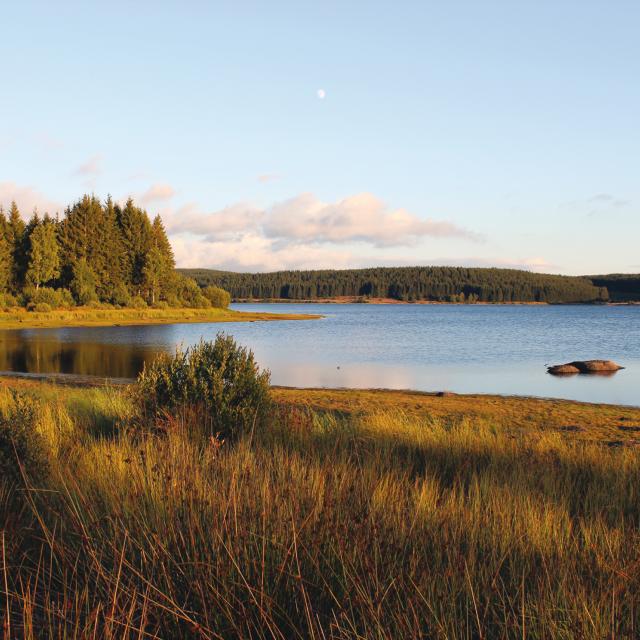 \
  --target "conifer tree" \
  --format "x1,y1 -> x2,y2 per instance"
94,196 -> 127,300
117,198 -> 152,294
0,207 -> 10,292
70,257 -> 98,305
26,217 -> 60,289
6,201 -> 26,291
